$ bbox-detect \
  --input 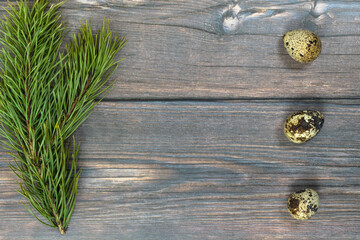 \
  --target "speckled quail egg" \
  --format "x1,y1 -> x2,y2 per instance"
288,188 -> 319,220
283,29 -> 322,63
284,110 -> 324,143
